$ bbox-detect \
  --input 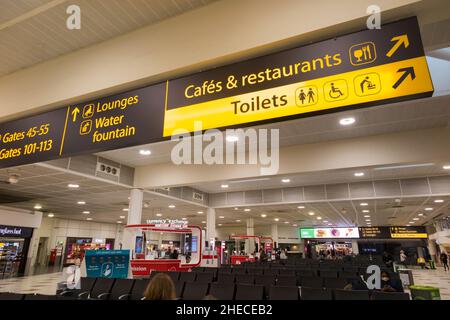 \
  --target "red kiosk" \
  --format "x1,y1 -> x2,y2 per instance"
230,235 -> 262,265
125,220 -> 202,277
